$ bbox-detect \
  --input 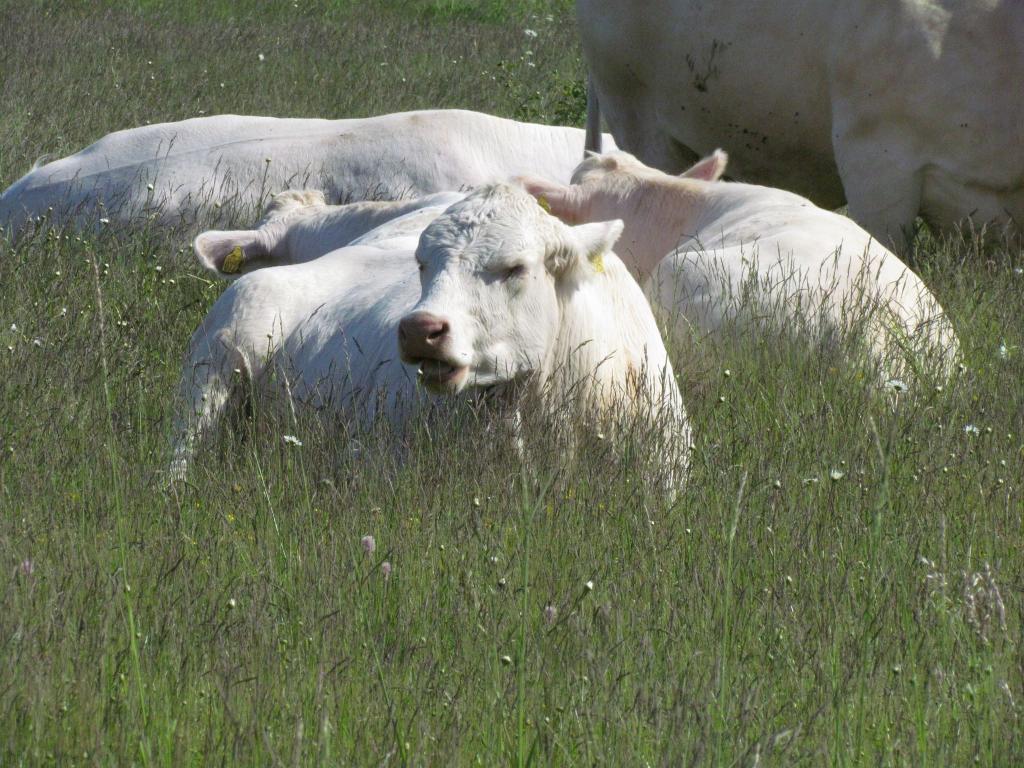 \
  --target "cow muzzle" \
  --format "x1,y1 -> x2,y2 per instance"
398,311 -> 469,393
